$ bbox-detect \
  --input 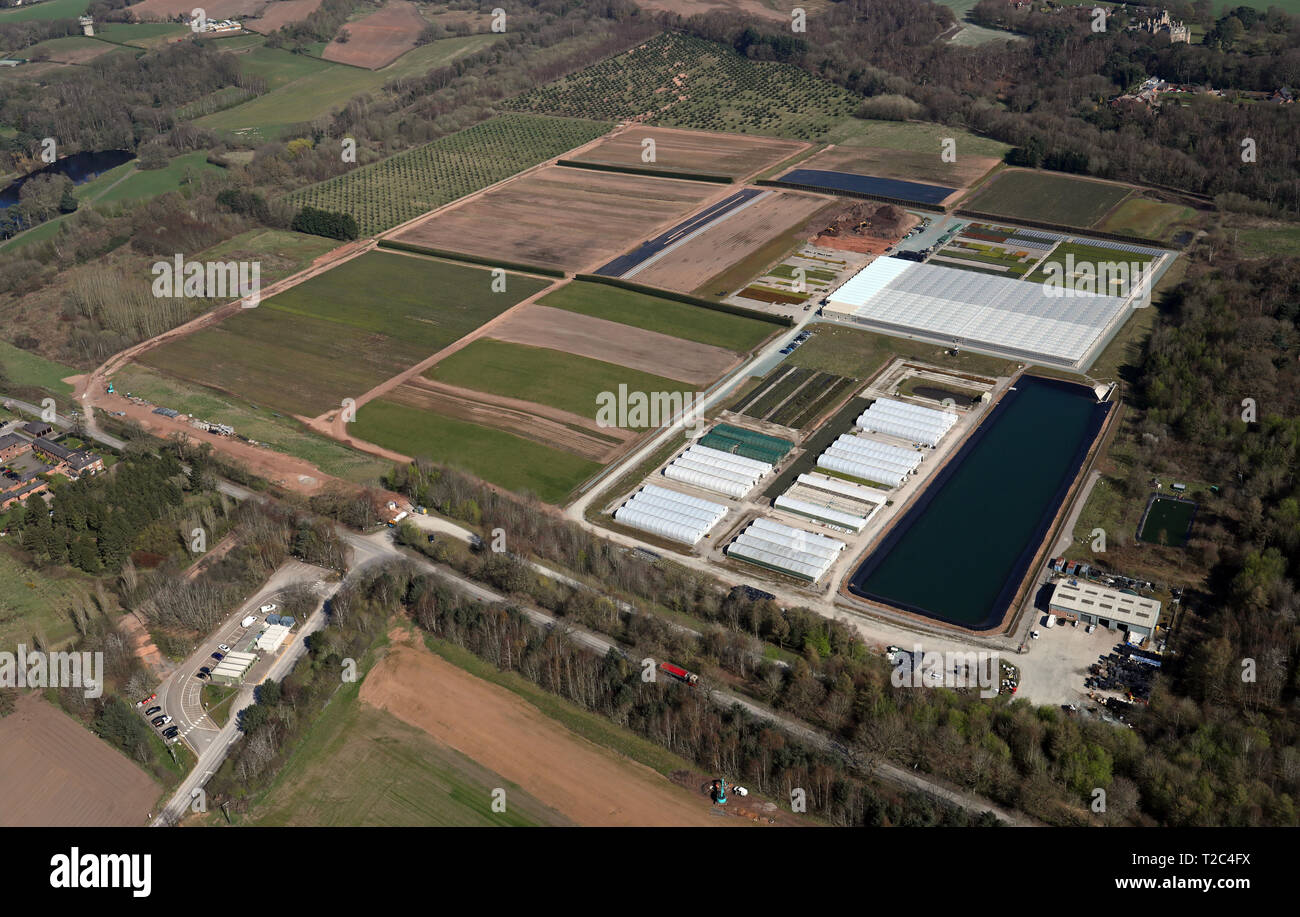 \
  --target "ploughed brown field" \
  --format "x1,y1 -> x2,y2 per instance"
387,376 -> 633,462
244,0 -> 323,33
321,0 -> 426,69
389,165 -> 721,273
630,190 -> 833,293
486,303 -> 739,385
567,126 -> 808,179
784,145 -> 1001,205
130,0 -> 269,20
360,641 -> 734,827
0,694 -> 162,827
